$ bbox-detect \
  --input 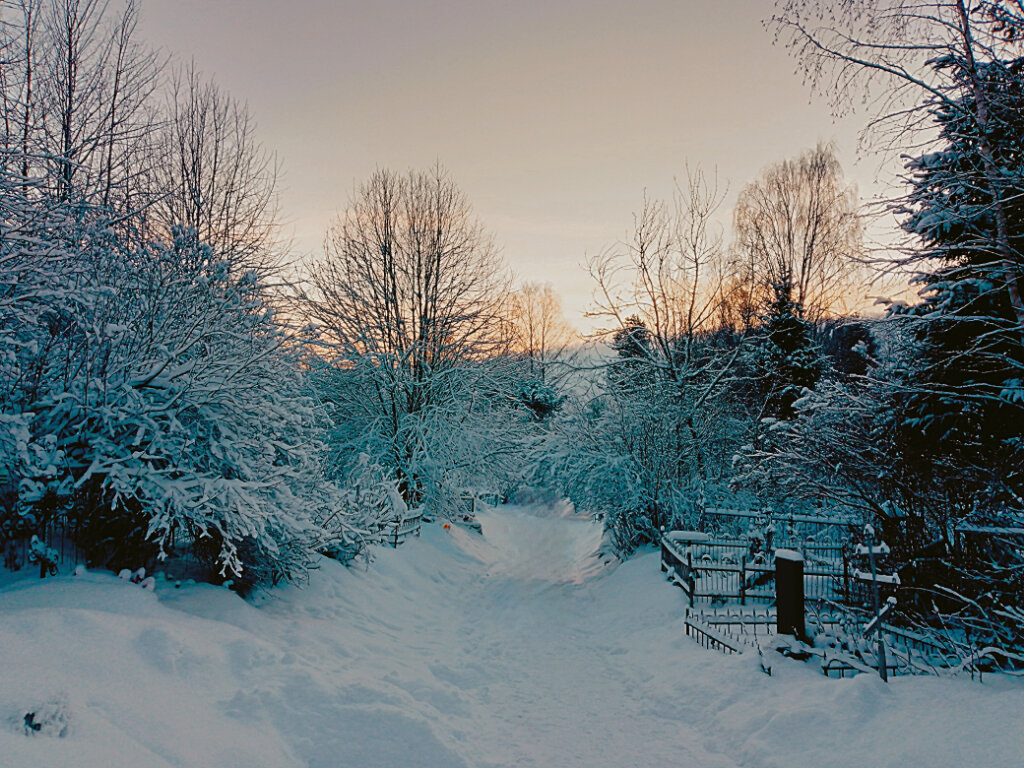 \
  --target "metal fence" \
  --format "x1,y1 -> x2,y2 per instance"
685,606 -> 778,654
661,531 -> 853,606
381,511 -> 424,548
2,514 -> 83,577
685,598 -> 963,678
667,509 -> 1015,679
699,506 -> 859,545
